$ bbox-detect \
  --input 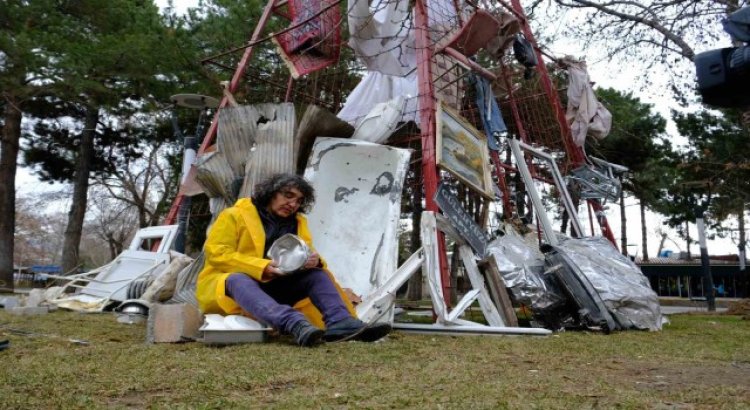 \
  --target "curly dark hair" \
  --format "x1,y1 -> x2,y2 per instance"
252,173 -> 315,213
